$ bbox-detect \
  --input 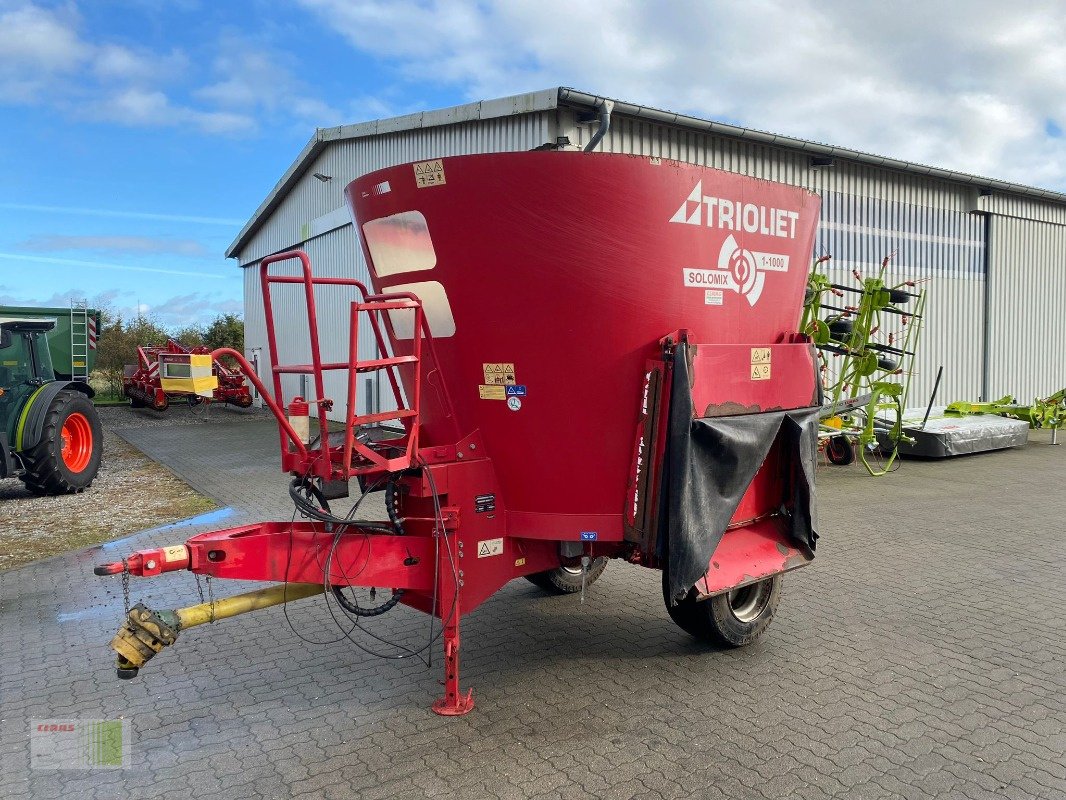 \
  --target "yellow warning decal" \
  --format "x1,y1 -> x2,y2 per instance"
482,362 -> 516,385
162,545 -> 187,562
414,159 -> 446,188
479,385 -> 506,400
750,348 -> 771,364
514,557 -> 526,567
